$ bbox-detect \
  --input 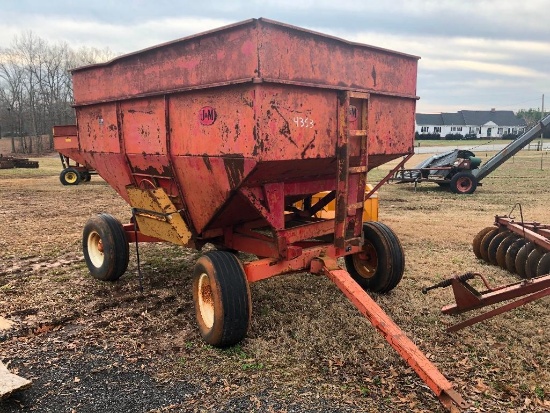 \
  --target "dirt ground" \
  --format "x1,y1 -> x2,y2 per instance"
0,152 -> 549,412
